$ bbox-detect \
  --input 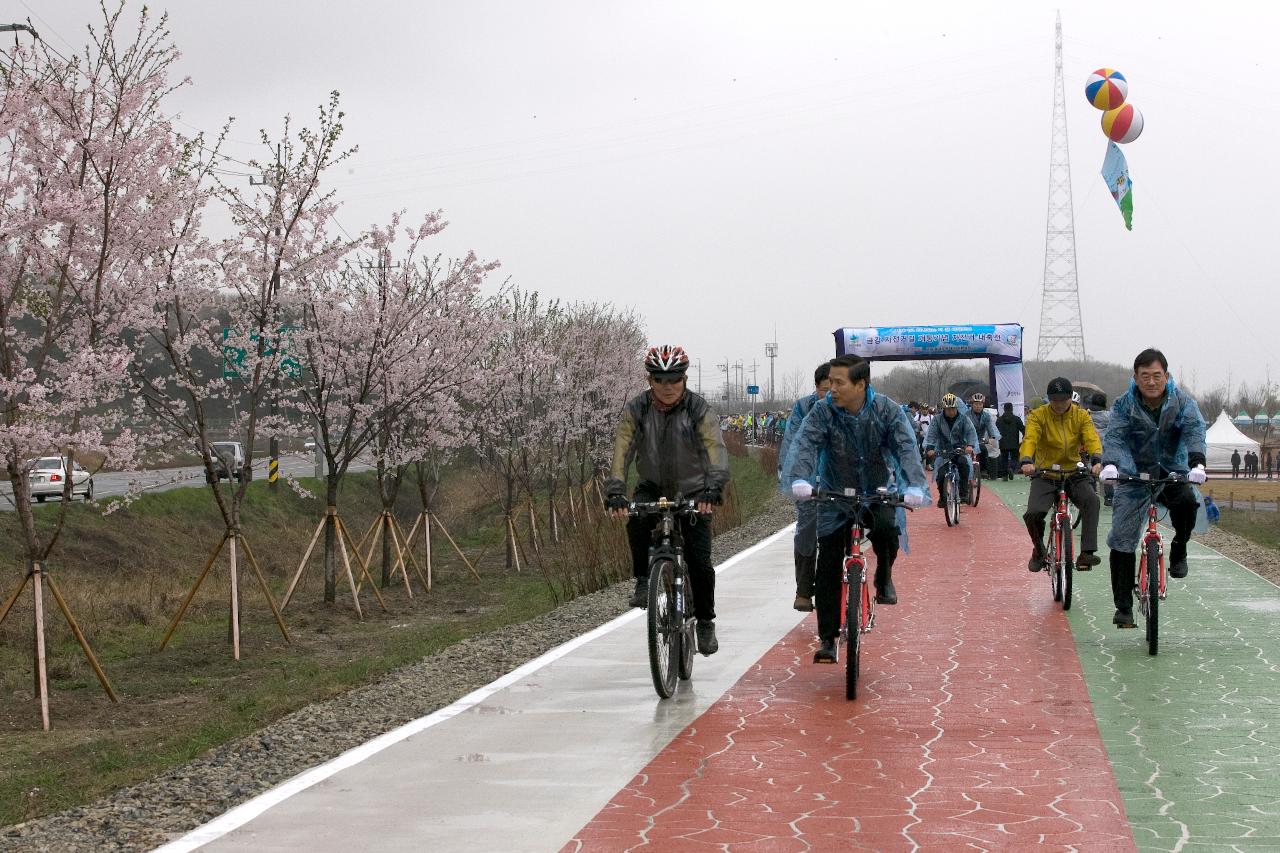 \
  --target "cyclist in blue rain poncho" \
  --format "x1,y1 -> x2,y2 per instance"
783,355 -> 928,664
1099,348 -> 1207,629
777,361 -> 832,614
924,393 -> 979,506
